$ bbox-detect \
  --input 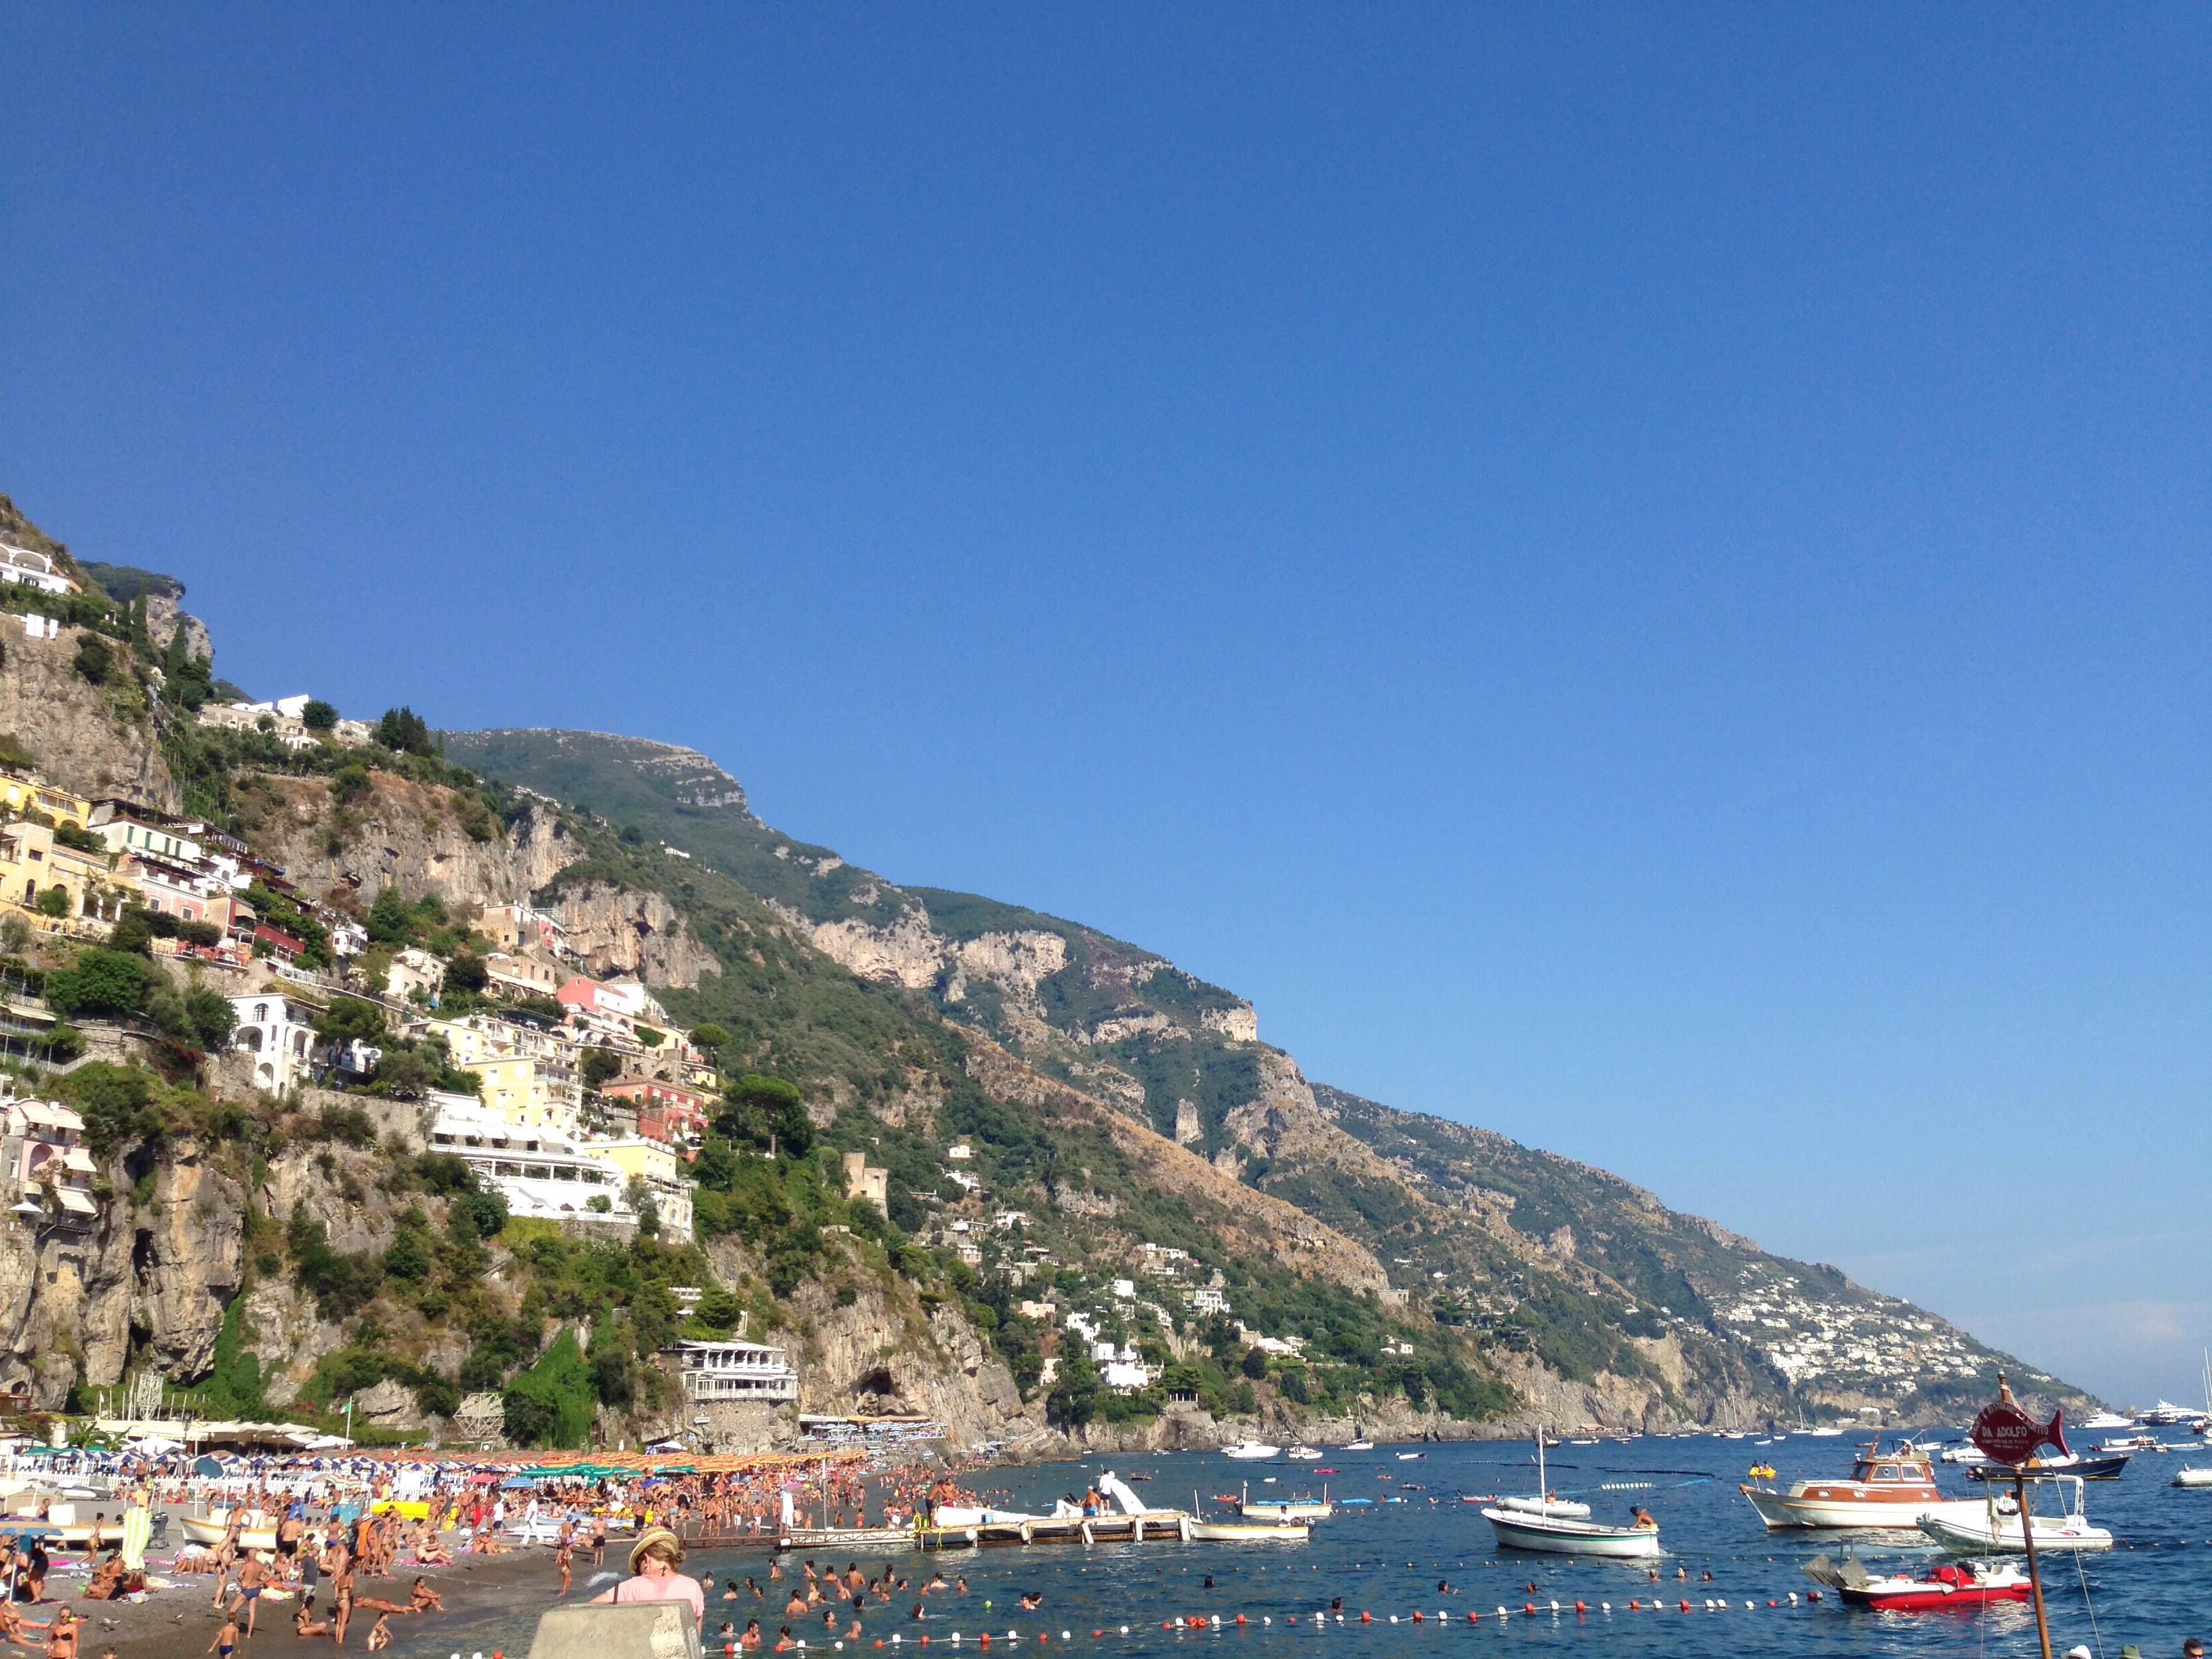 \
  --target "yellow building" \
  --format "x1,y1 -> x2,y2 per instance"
0,821 -> 123,929
471,1054 -> 583,1134
600,1136 -> 694,1242
0,775 -> 93,830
